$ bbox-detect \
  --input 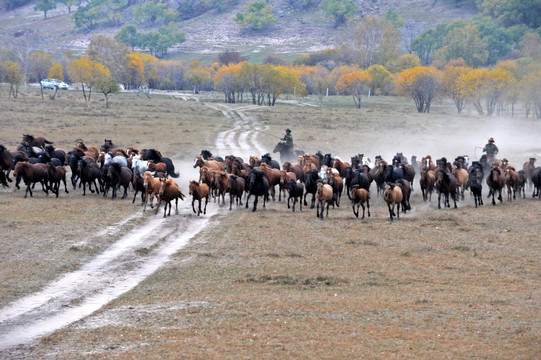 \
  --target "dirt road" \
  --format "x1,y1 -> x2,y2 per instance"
0,101 -> 267,353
